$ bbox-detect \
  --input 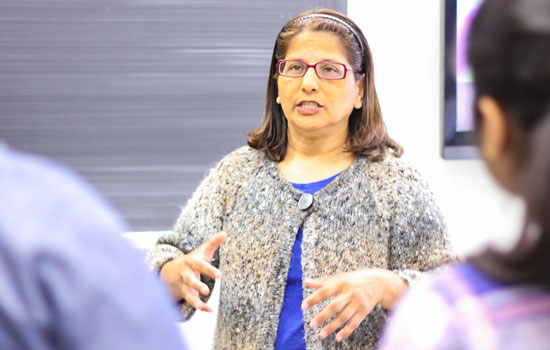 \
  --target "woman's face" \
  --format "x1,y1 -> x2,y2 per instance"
277,30 -> 364,138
